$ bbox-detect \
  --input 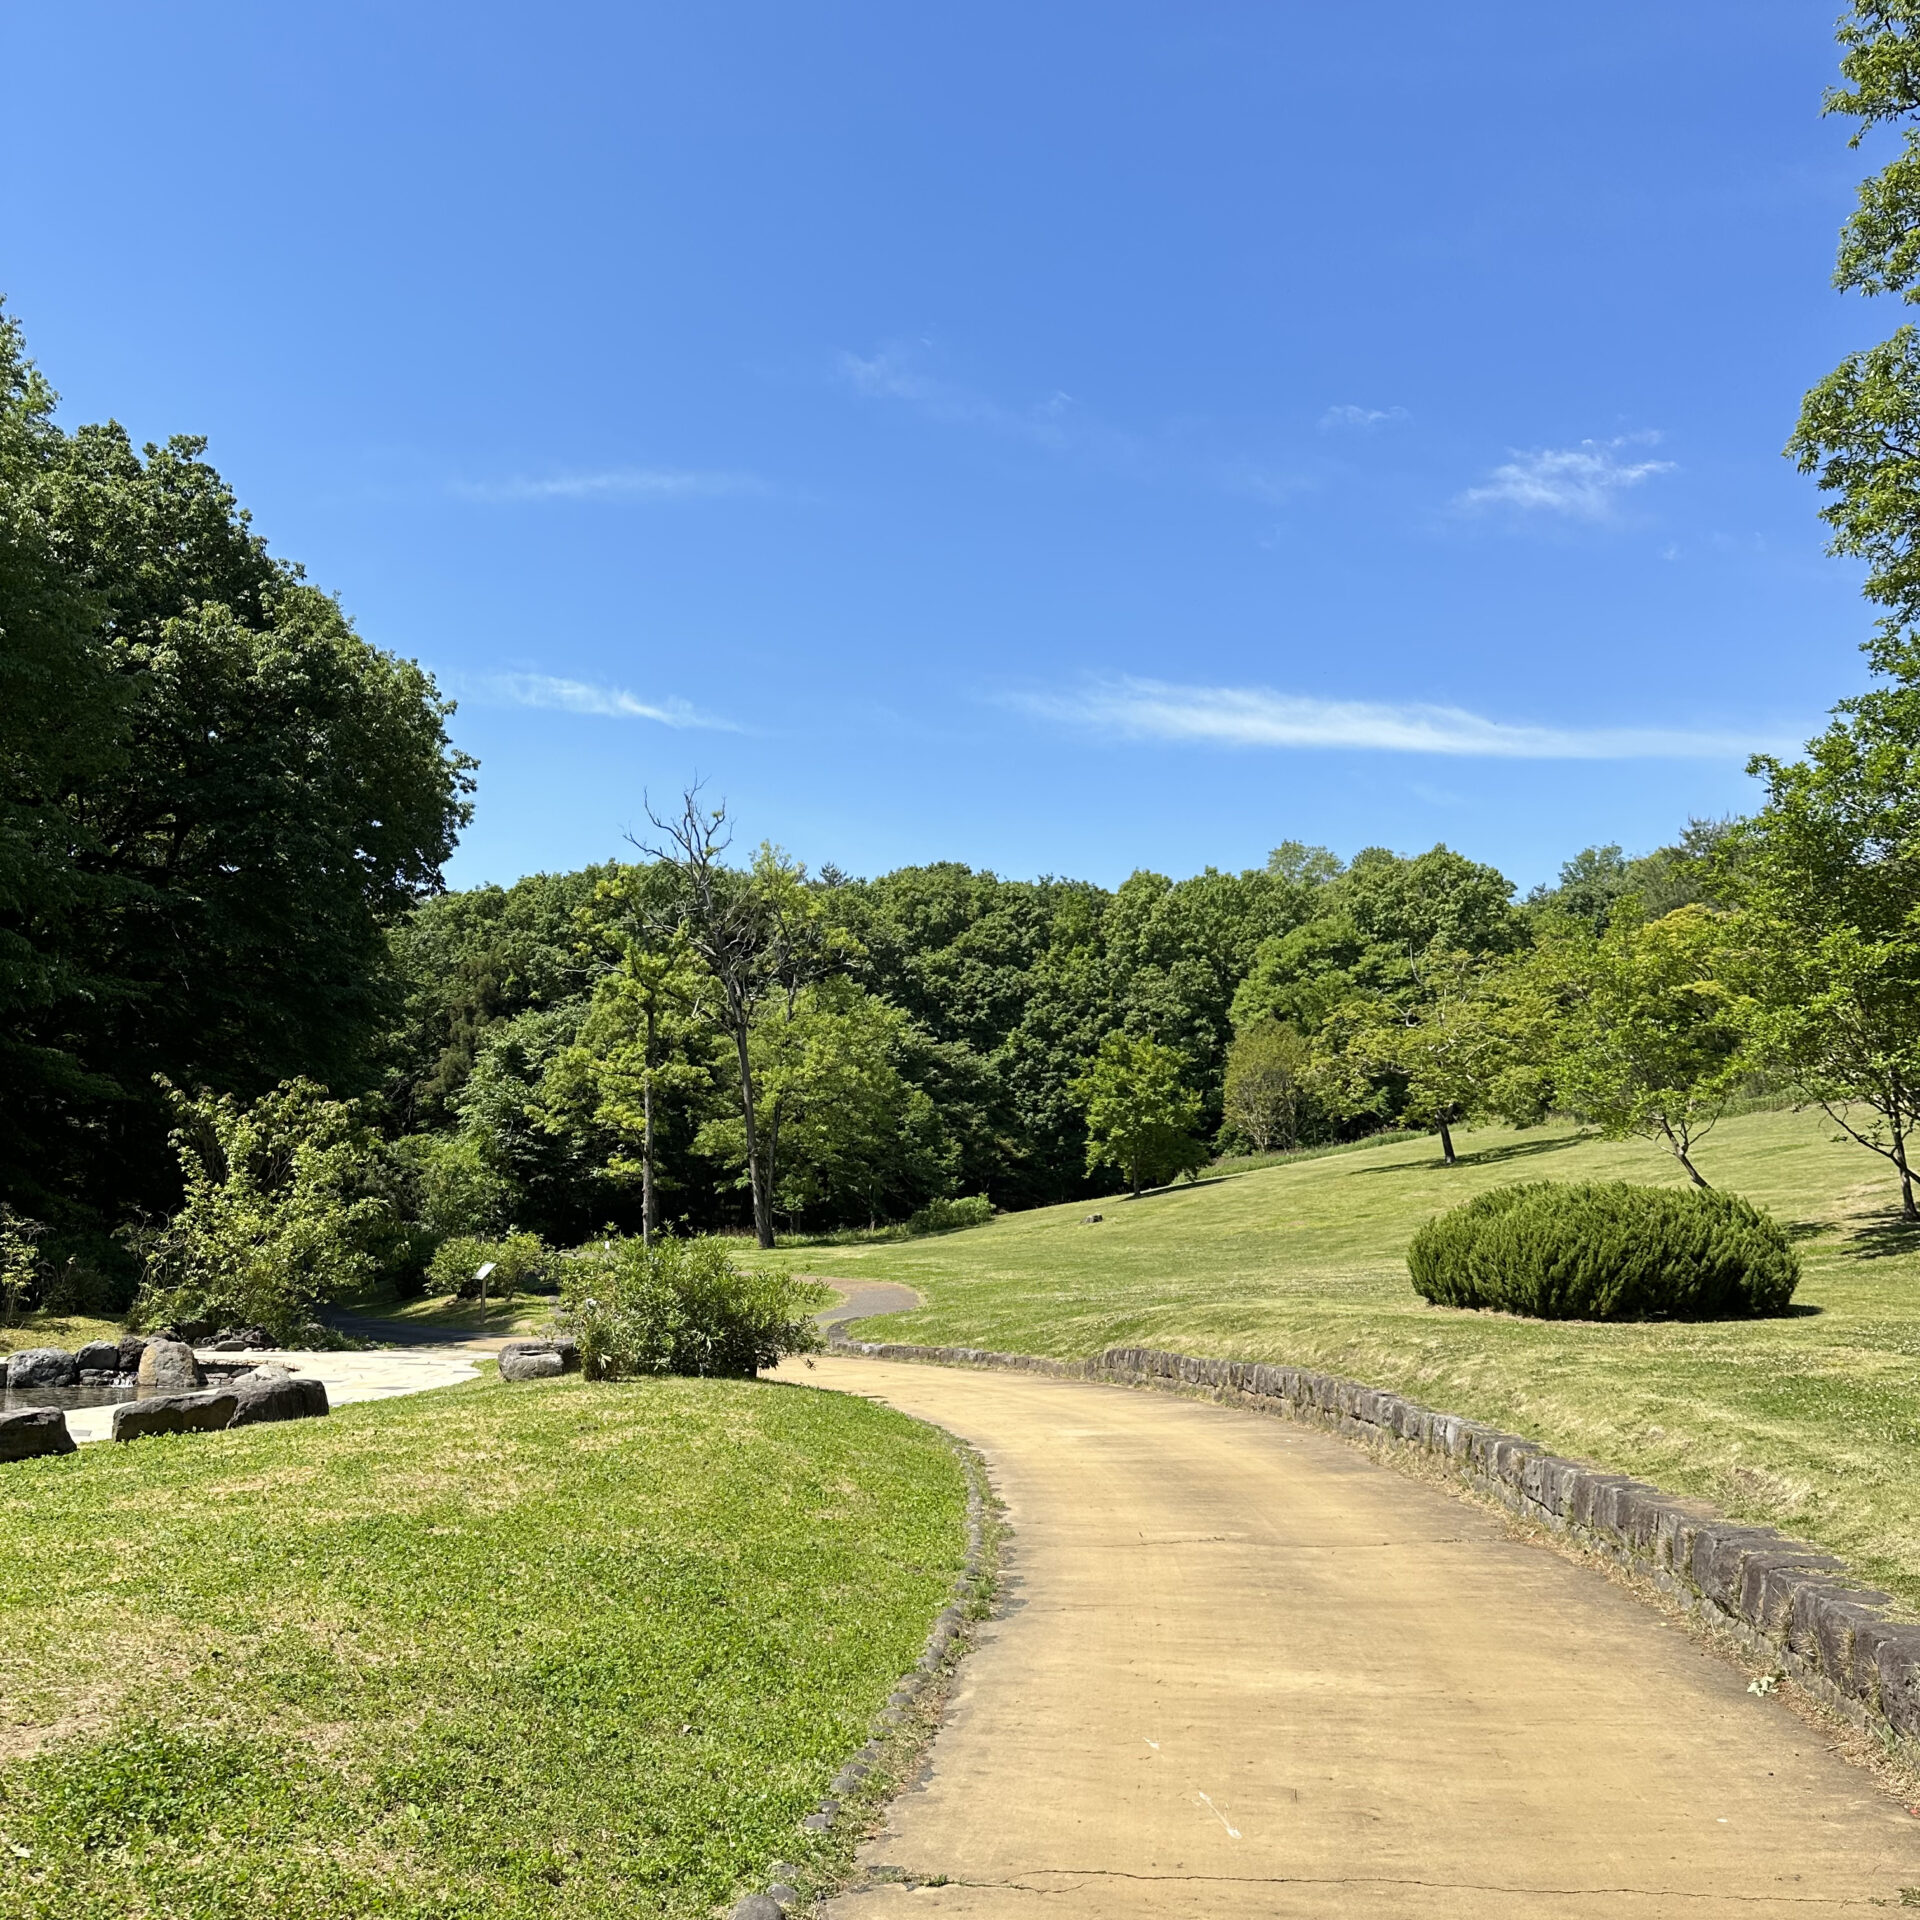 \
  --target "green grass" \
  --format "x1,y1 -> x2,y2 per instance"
0,1370 -> 967,1918
765,1107 -> 1920,1611
0,1314 -> 124,1359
